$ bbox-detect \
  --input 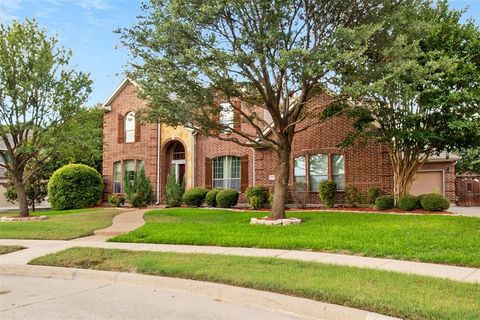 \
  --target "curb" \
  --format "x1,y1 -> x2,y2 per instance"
0,264 -> 400,320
